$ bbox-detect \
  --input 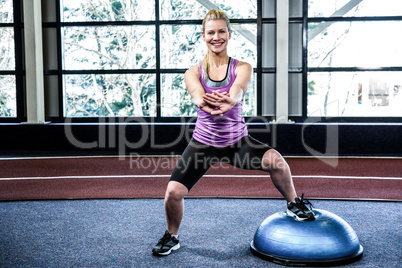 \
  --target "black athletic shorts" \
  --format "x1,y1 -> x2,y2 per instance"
169,135 -> 273,191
